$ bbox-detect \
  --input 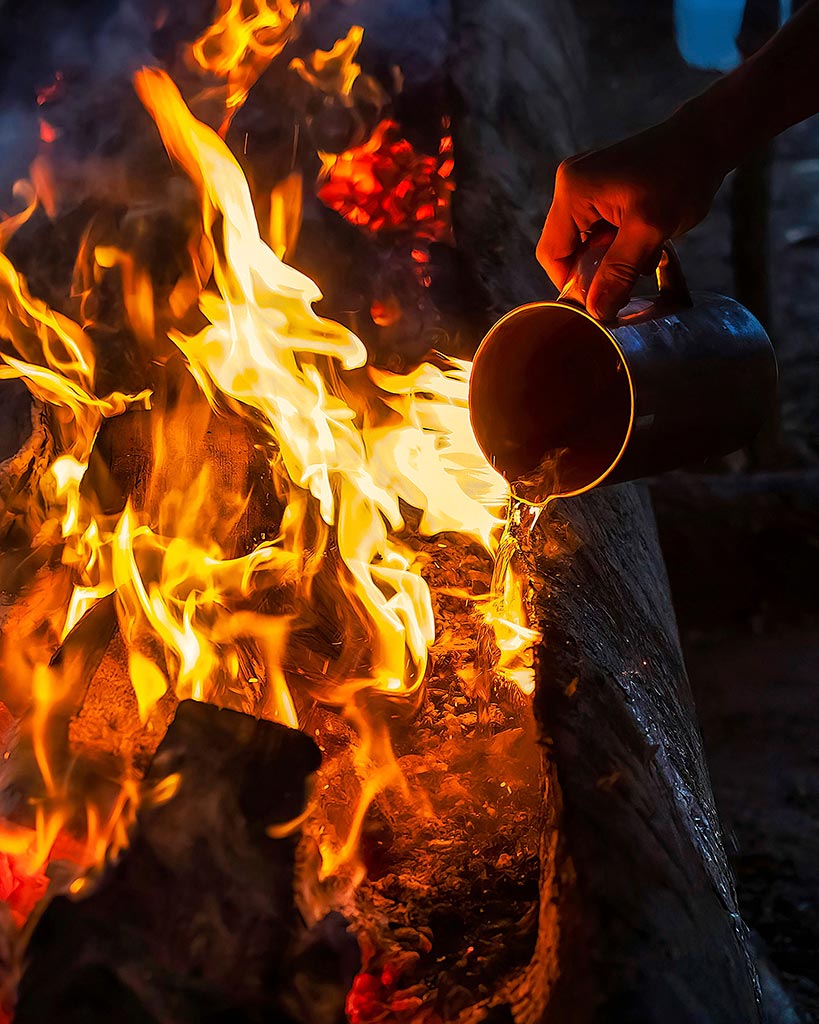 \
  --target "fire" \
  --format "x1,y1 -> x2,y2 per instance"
190,0 -> 302,131
0,184 -> 151,551
134,67 -> 503,709
319,119 -> 454,243
0,9 -> 540,947
290,25 -> 364,100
